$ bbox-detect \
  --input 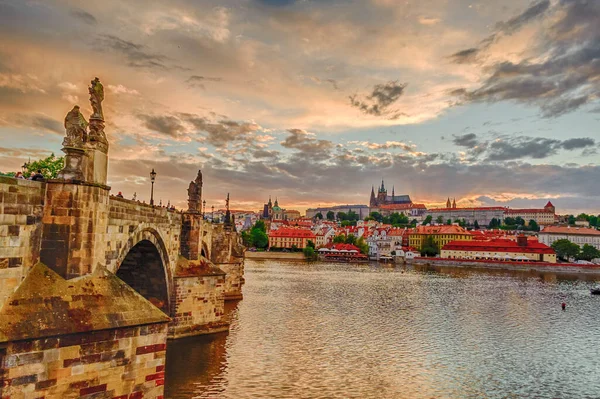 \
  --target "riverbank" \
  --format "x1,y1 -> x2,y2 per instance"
245,251 -> 305,260
407,257 -> 600,274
